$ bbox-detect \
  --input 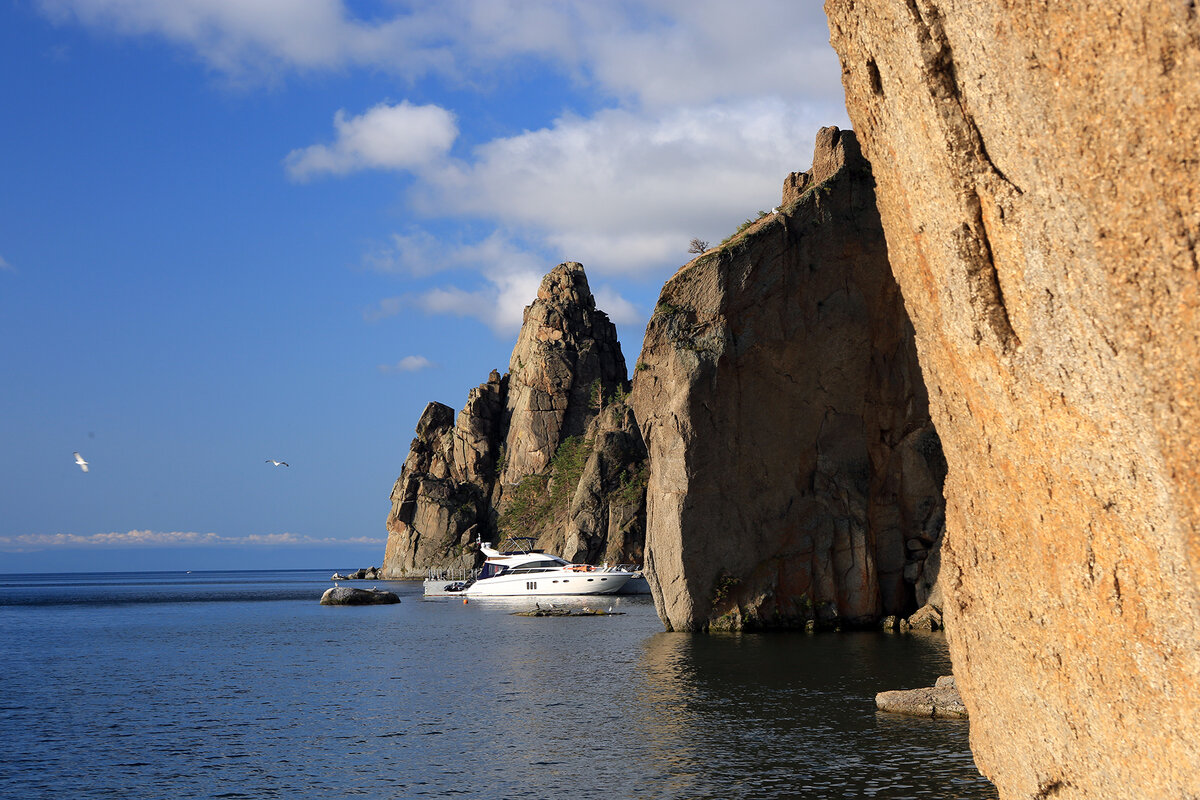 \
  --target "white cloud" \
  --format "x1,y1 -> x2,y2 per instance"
583,2 -> 844,109
0,255 -> 13,272
379,355 -> 435,373
362,229 -> 546,278
0,529 -> 385,552
37,0 -> 401,76
592,285 -> 641,326
409,268 -> 543,336
421,100 -> 835,274
286,101 -> 458,180
36,1 -> 842,109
